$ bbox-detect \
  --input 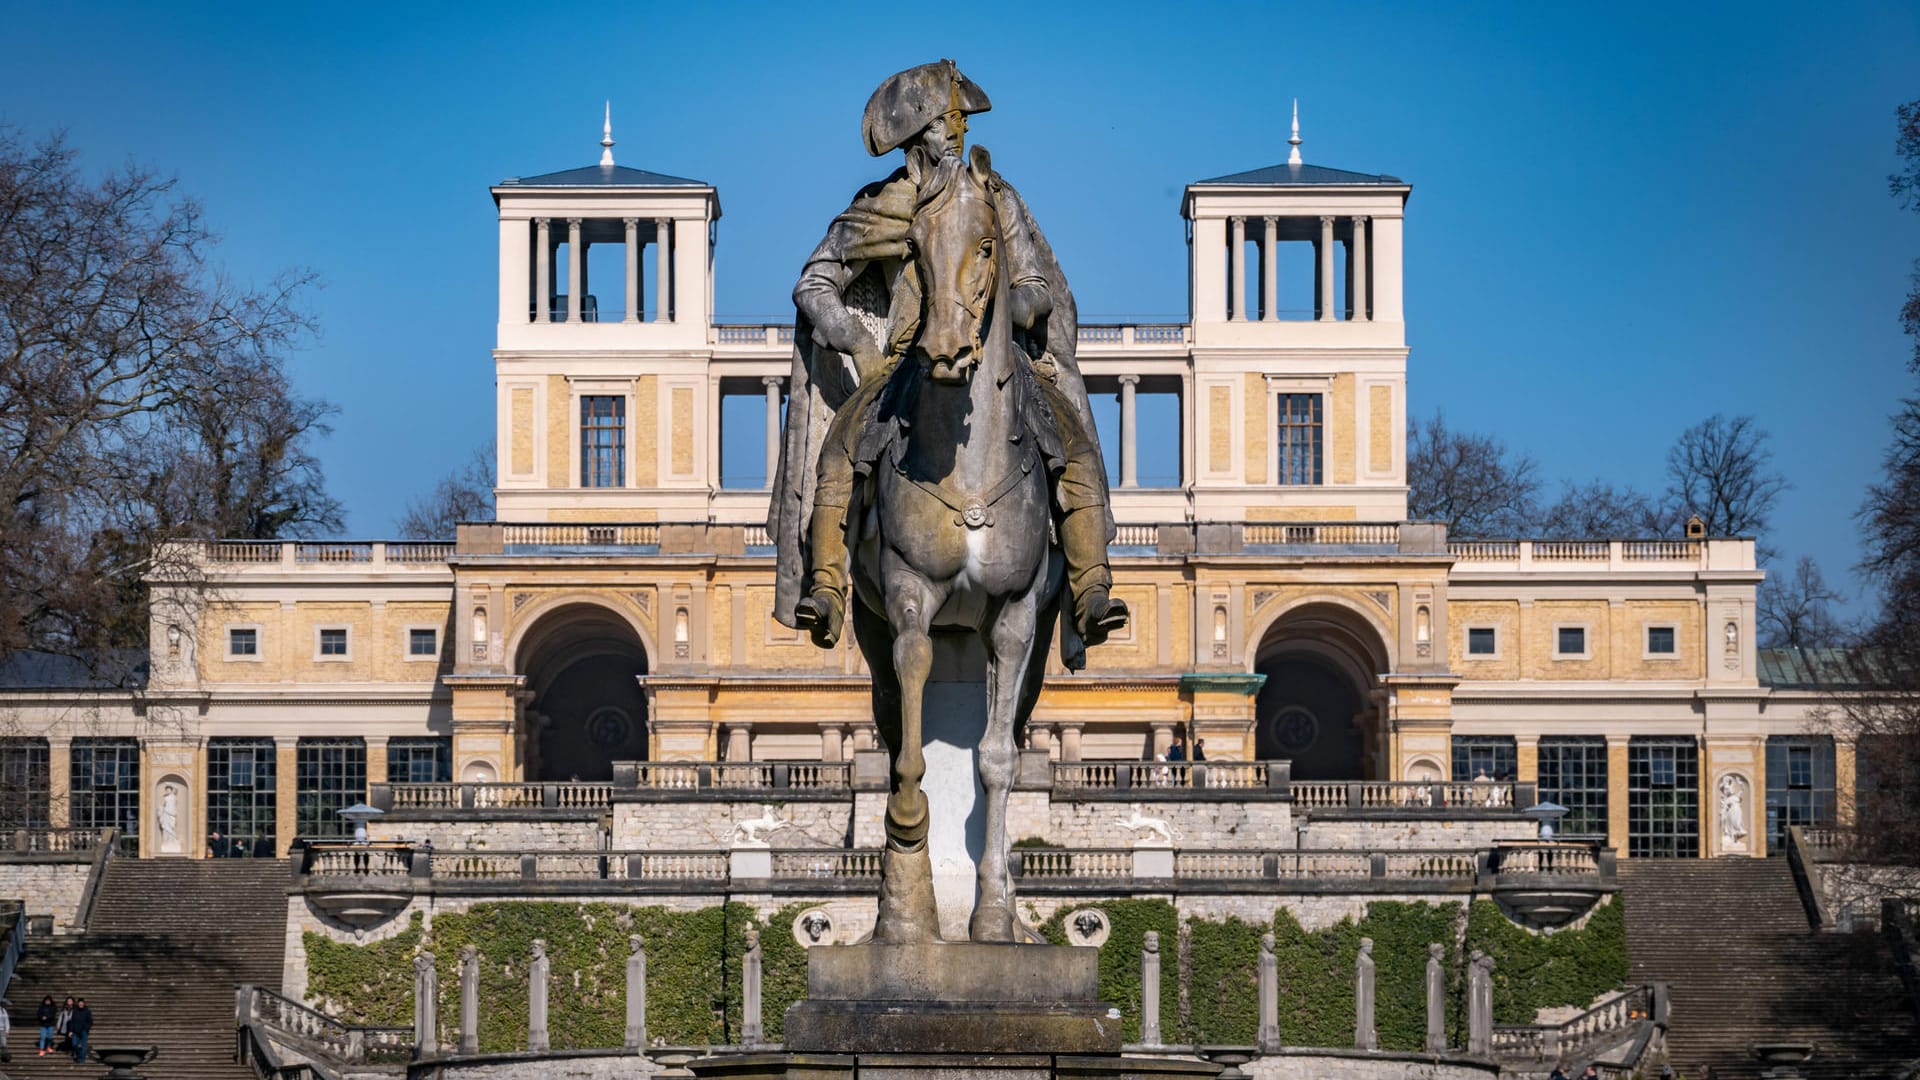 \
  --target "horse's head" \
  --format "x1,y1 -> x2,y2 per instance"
907,145 -> 999,384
